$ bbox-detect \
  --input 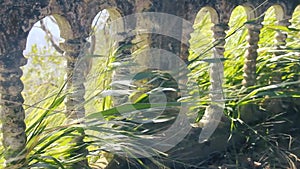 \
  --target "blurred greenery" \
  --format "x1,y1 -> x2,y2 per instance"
188,6 -> 300,168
